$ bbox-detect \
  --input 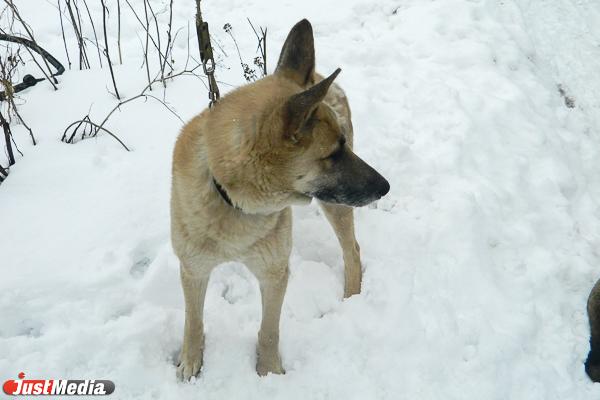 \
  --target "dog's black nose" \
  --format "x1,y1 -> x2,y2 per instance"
378,178 -> 390,197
